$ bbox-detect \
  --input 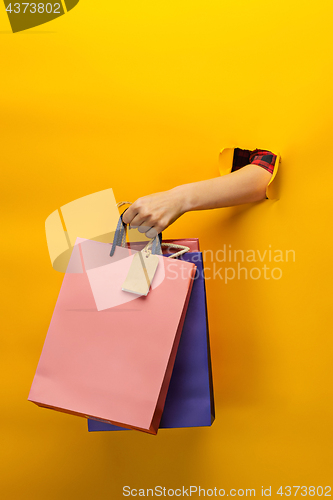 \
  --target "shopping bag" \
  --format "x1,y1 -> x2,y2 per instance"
88,238 -> 215,432
28,222 -> 196,434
